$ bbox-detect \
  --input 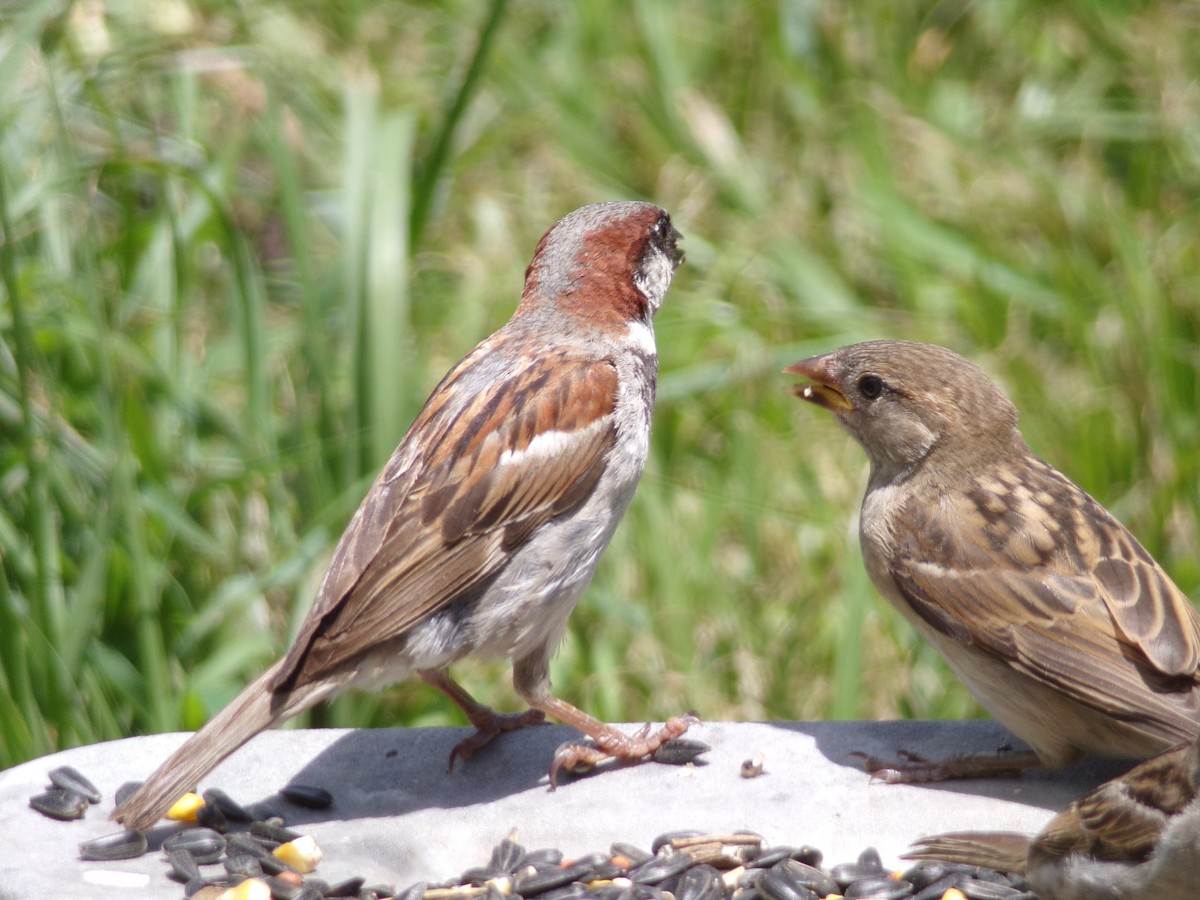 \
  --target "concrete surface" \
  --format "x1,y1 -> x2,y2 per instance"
0,720 -> 1128,897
